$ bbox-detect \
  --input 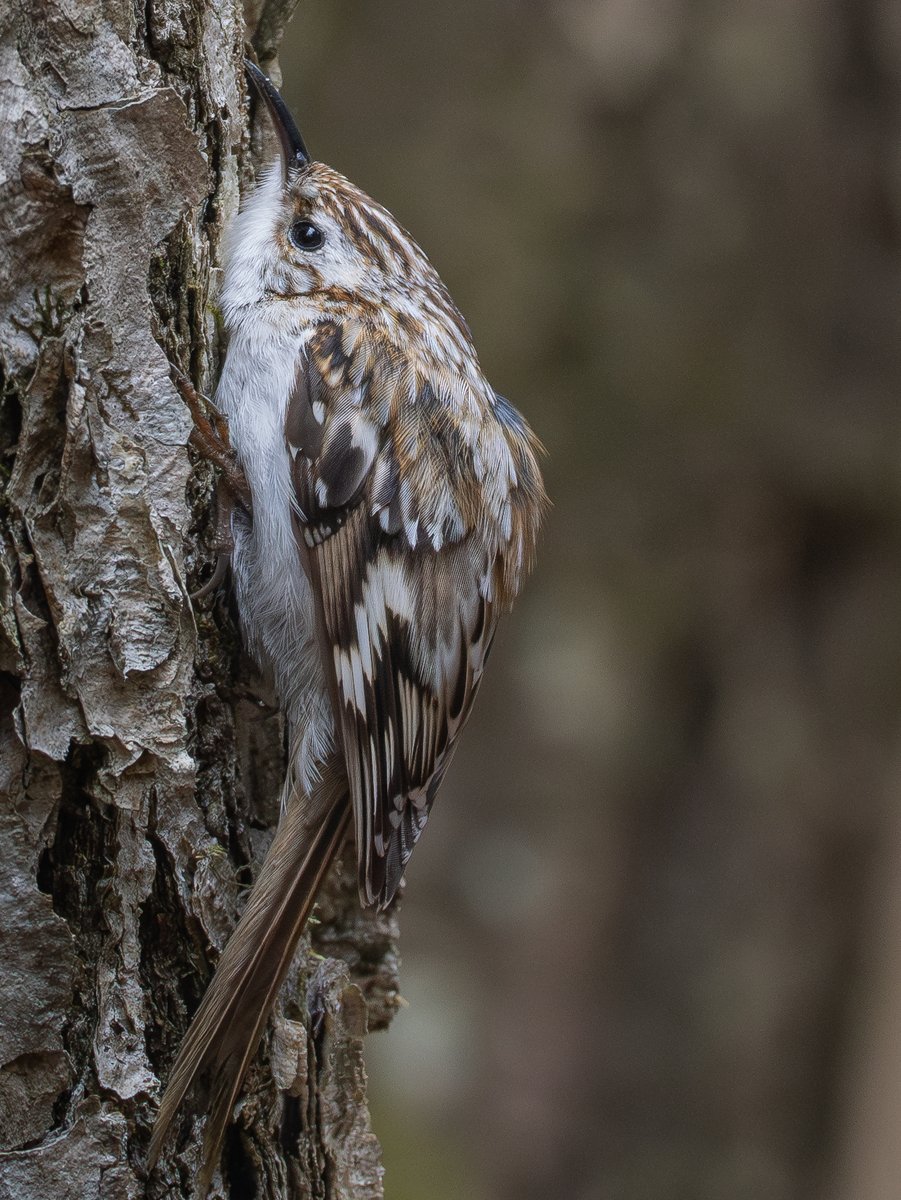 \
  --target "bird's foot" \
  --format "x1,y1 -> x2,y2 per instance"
169,364 -> 251,599
170,364 -> 252,510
